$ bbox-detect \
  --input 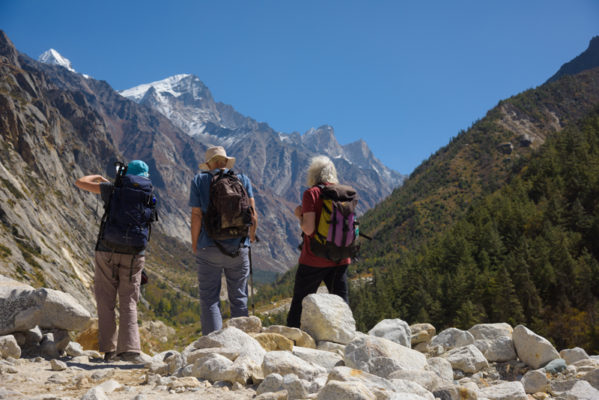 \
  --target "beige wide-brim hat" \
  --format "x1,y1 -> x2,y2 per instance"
199,146 -> 236,170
